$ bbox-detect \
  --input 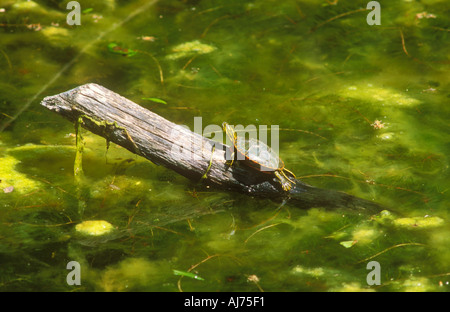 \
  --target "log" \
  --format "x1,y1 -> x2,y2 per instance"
41,83 -> 384,213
